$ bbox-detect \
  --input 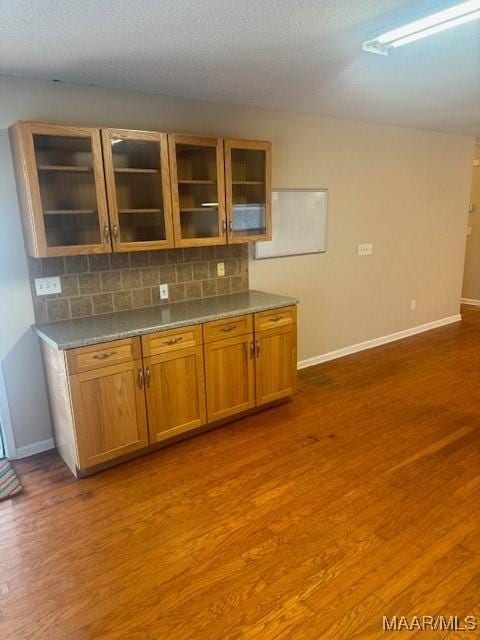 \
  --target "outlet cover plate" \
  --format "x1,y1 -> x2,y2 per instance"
358,243 -> 373,256
159,284 -> 169,300
34,276 -> 62,296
